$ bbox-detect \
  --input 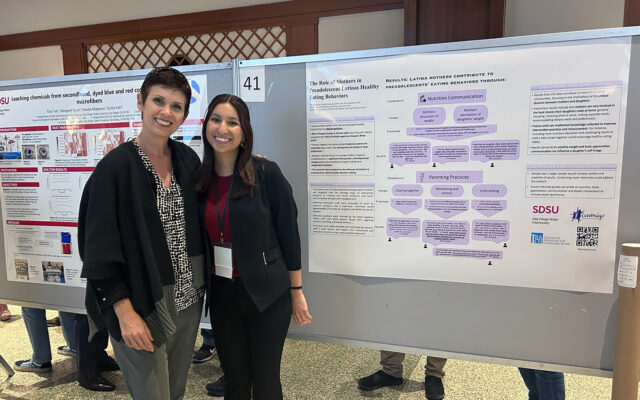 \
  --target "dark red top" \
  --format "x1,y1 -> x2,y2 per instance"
206,174 -> 239,277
